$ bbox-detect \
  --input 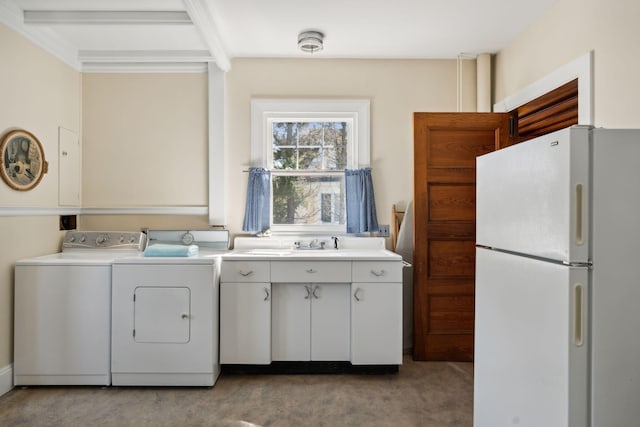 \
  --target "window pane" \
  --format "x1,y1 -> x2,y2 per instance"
298,148 -> 321,170
298,122 -> 323,146
324,122 -> 348,169
273,147 -> 296,170
271,120 -> 349,171
272,175 -> 345,225
273,122 -> 297,147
